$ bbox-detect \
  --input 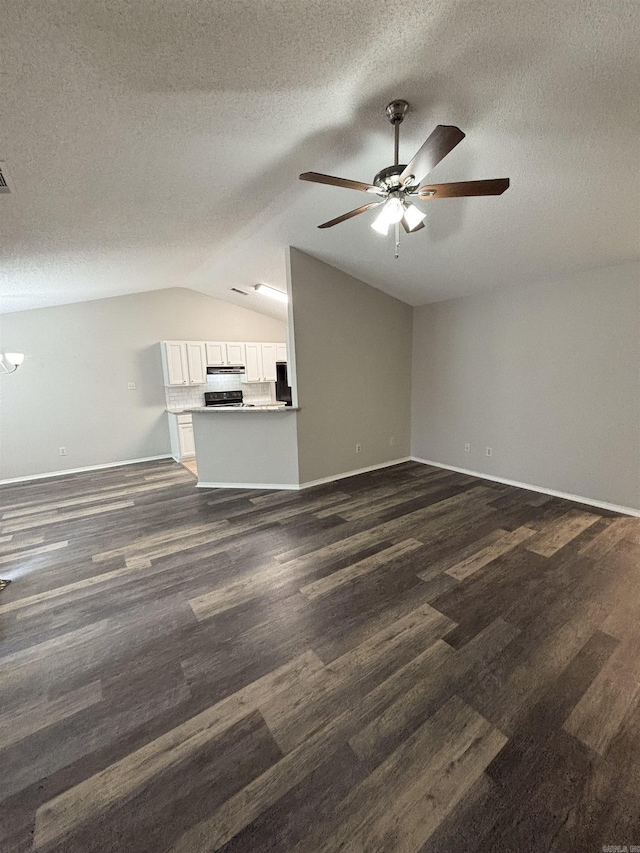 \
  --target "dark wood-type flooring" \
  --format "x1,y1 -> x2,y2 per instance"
1,459 -> 640,852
